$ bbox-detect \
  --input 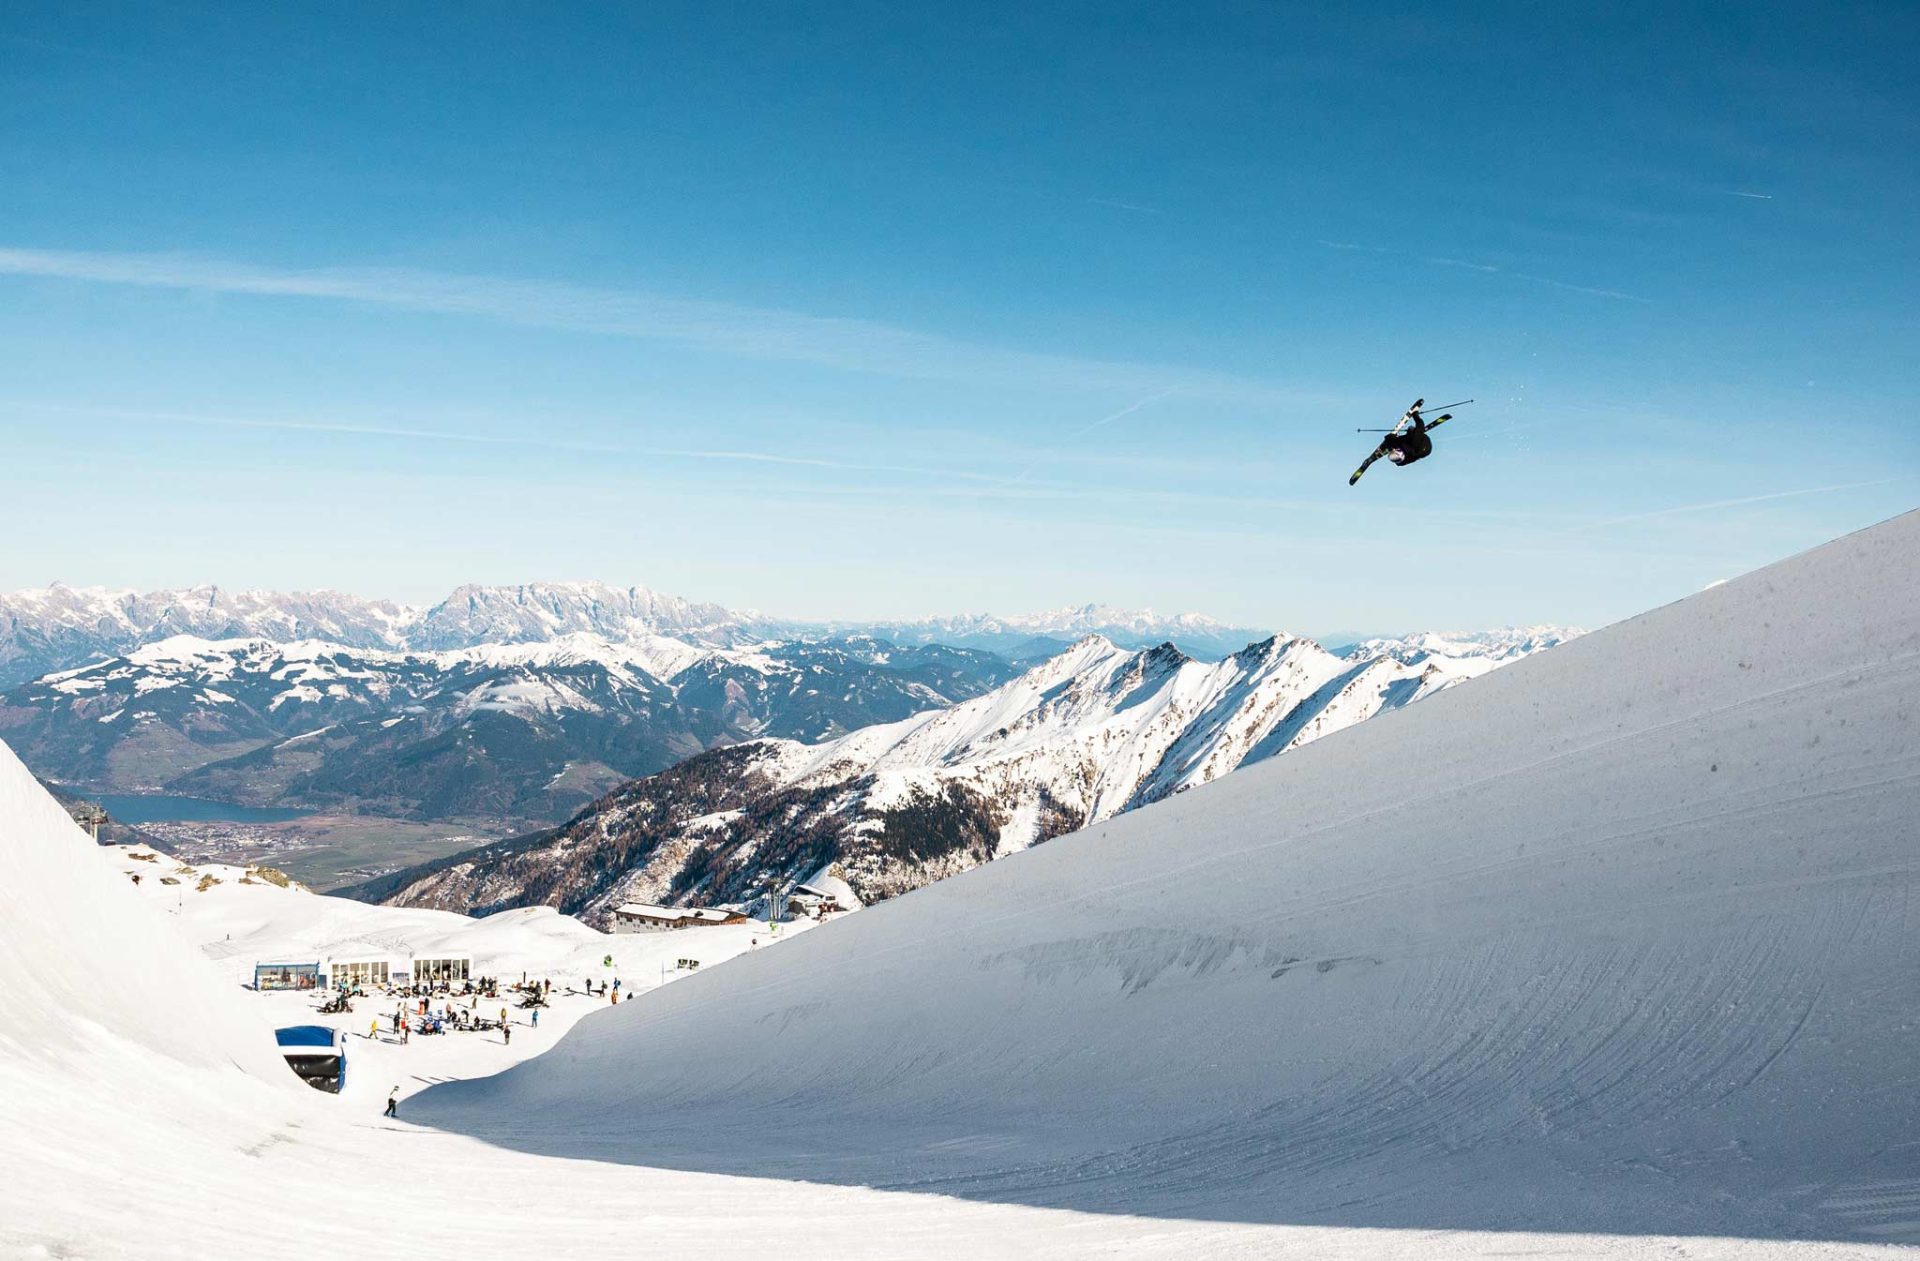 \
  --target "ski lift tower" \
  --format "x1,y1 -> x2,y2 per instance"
70,801 -> 107,842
